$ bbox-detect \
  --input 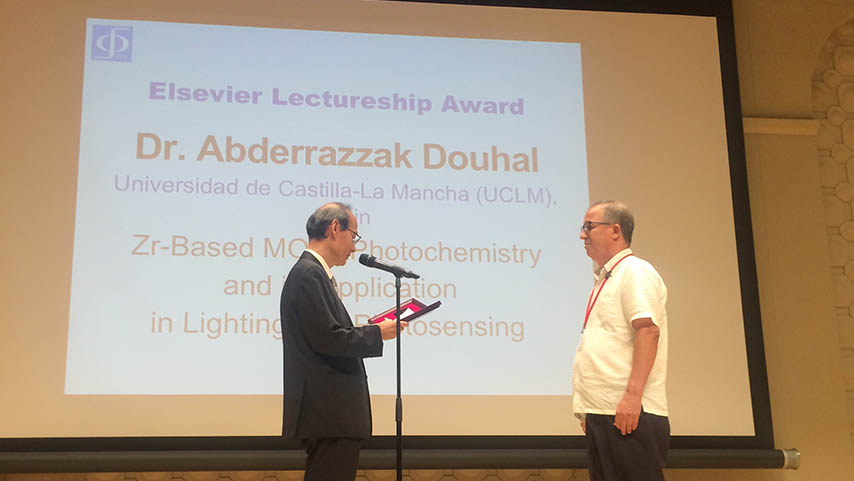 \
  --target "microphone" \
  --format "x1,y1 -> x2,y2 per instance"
359,253 -> 420,279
